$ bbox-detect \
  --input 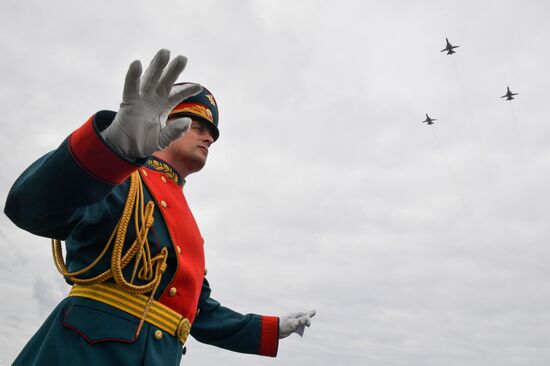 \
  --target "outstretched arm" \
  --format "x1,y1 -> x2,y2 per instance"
191,278 -> 316,357
191,278 -> 280,357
